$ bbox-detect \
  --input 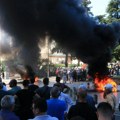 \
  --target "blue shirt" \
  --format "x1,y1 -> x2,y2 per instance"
47,98 -> 66,120
8,86 -> 21,95
0,109 -> 20,120
86,94 -> 96,111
